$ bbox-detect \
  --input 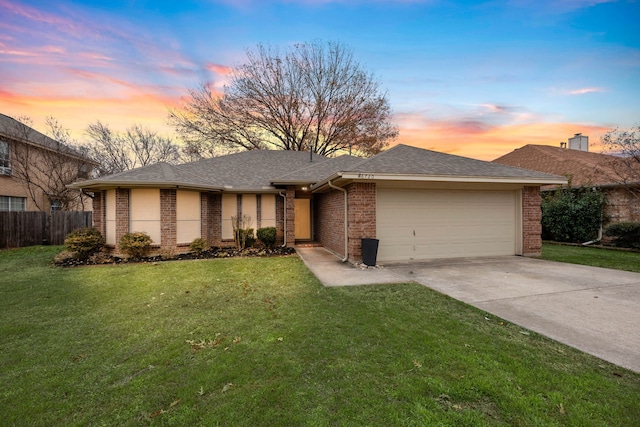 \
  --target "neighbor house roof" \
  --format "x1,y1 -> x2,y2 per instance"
492,144 -> 627,188
0,113 -> 97,164
71,144 -> 567,192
